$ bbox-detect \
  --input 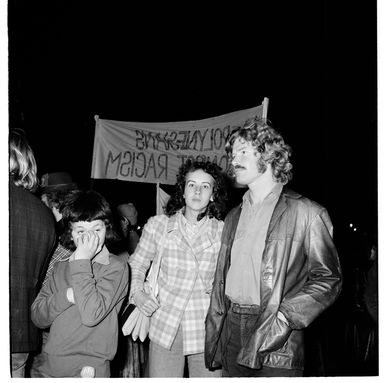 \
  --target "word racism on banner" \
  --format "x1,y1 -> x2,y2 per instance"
91,103 -> 266,185
104,126 -> 232,181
